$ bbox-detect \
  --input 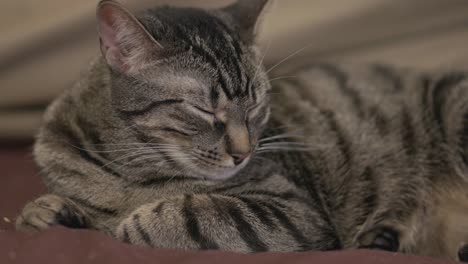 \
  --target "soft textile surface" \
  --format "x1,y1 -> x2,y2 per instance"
0,144 -> 45,232
0,144 -> 456,263
0,228 -> 455,264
